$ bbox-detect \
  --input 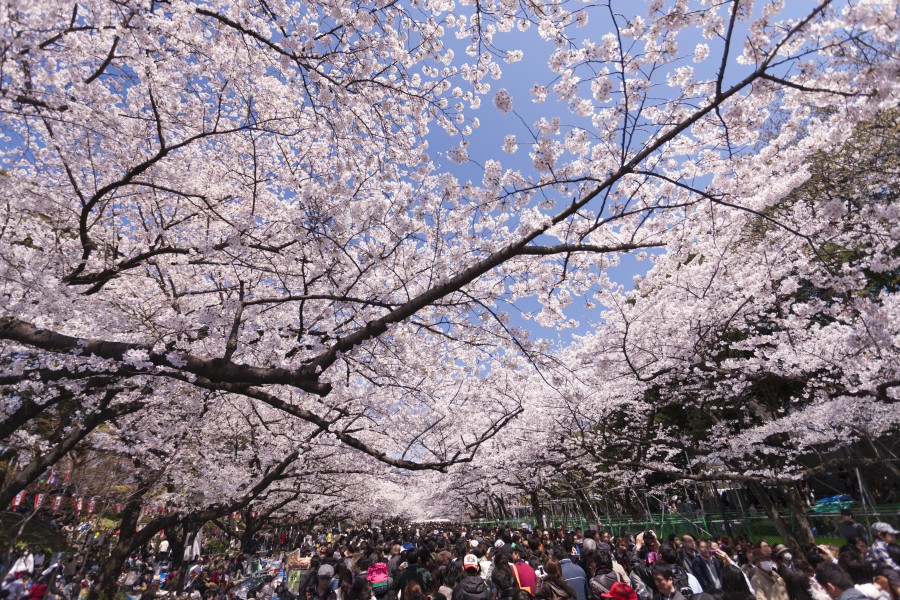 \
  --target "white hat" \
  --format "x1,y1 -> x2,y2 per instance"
463,554 -> 479,571
470,539 -> 479,548
494,539 -> 505,549
872,522 -> 899,535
